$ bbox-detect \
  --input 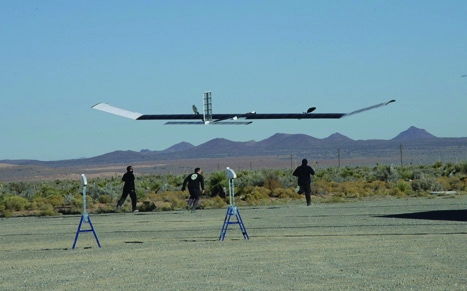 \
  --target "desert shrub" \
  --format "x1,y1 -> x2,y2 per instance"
240,186 -> 271,202
3,162 -> 467,217
436,177 -> 452,191
71,194 -> 84,213
31,197 -> 53,211
93,177 -> 109,188
364,180 -> 389,194
411,174 -> 444,192
139,200 -> 157,212
317,167 -> 344,183
39,205 -> 57,216
158,202 -> 173,211
457,162 -> 467,174
63,193 -> 75,205
87,184 -> 110,200
87,183 -> 120,201
396,181 -> 410,193
397,167 -> 414,180
440,162 -> 457,177
271,188 -> 300,199
370,164 -> 399,183
49,194 -> 64,207
208,171 -> 228,197
37,183 -> 62,198
157,191 -> 186,209
338,181 -> 365,198
412,165 -> 438,179
339,166 -> 358,180
0,204 -> 11,217
202,196 -> 227,209
389,187 -> 405,197
445,176 -> 466,192
7,182 -> 30,195
144,193 -> 159,202
432,161 -> 443,170
139,176 -> 165,193
312,179 -> 337,196
264,173 -> 283,190
3,196 -> 30,211
30,197 -> 57,216
236,170 -> 266,189
447,177 -> 467,191
98,194 -> 112,204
